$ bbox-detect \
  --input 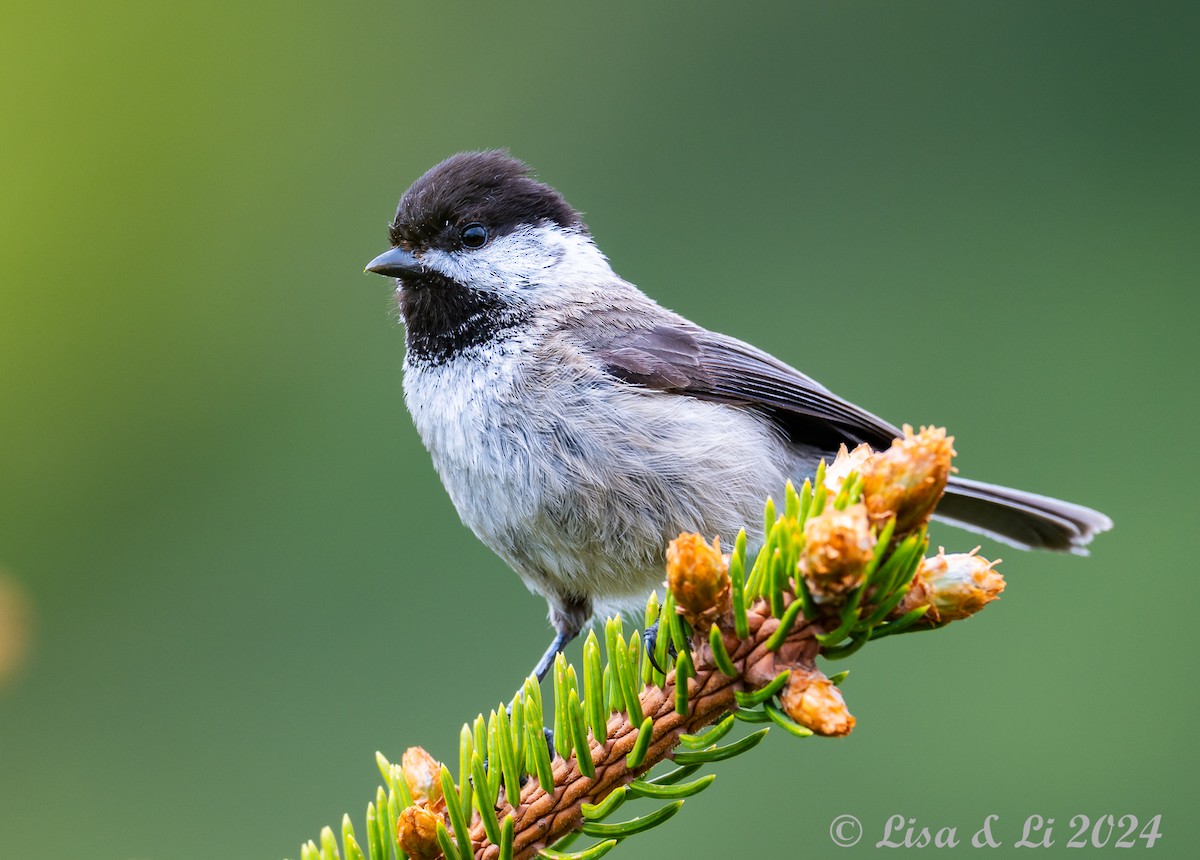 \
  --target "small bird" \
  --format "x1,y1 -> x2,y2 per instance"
365,151 -> 1111,682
